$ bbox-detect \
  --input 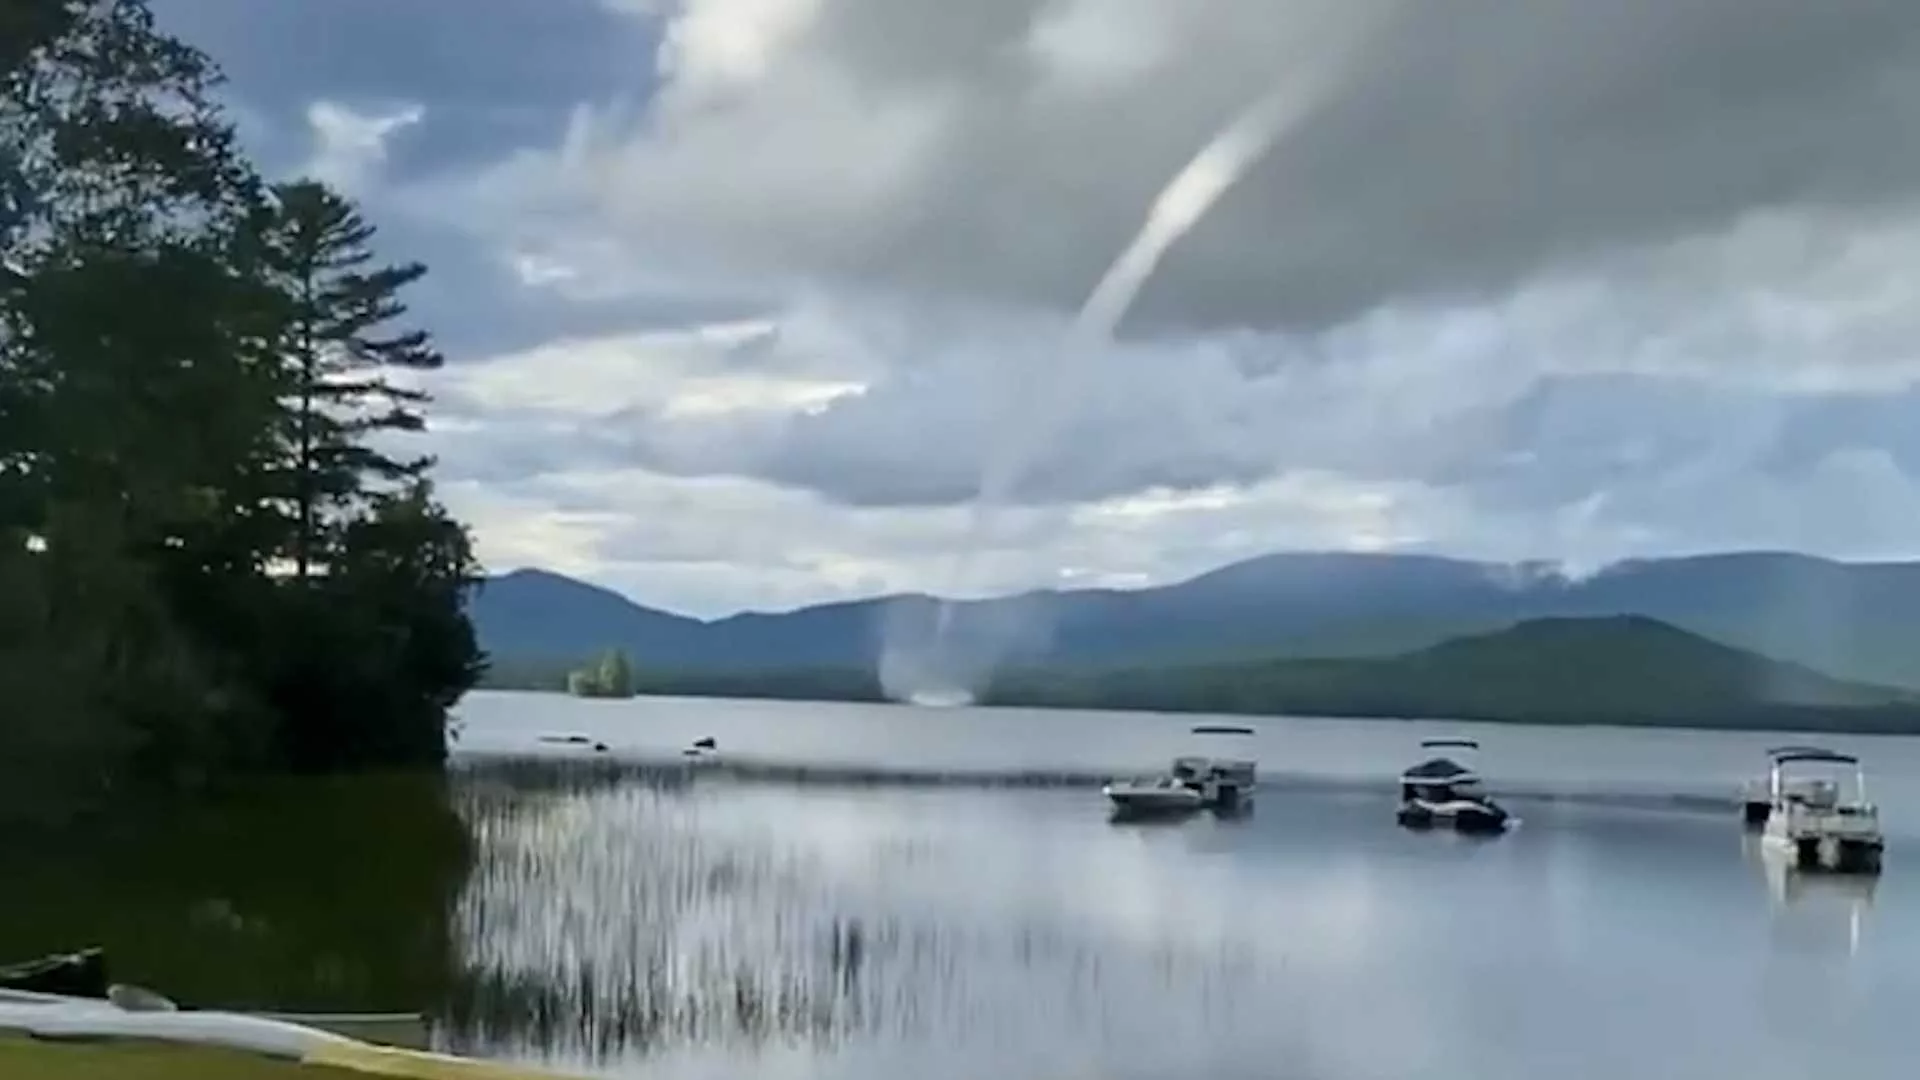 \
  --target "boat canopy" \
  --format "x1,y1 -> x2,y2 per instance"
1401,757 -> 1478,784
1765,744 -> 1833,759
1773,749 -> 1859,767
1191,724 -> 1255,736
1420,737 -> 1480,751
